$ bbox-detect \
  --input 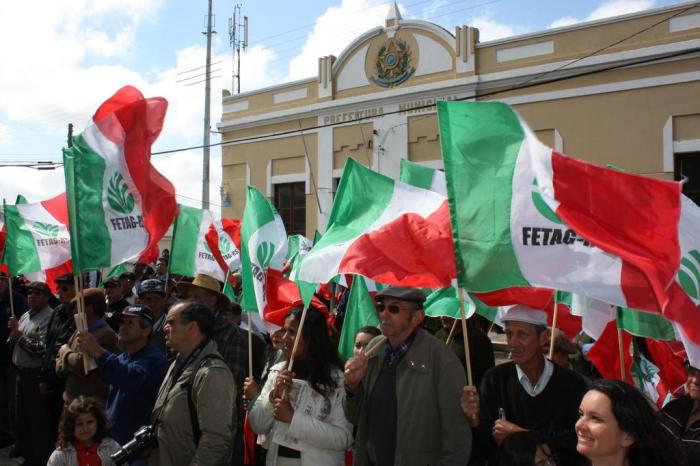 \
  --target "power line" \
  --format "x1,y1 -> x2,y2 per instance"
149,46 -> 700,157
3,44 -> 698,166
